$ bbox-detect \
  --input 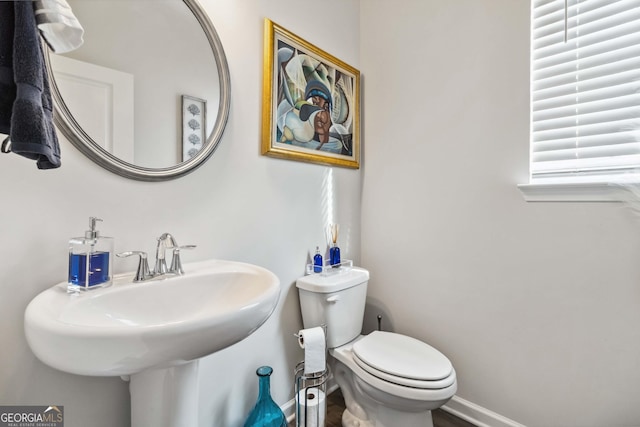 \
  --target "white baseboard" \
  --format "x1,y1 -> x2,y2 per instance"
283,386 -> 526,427
442,395 -> 527,427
